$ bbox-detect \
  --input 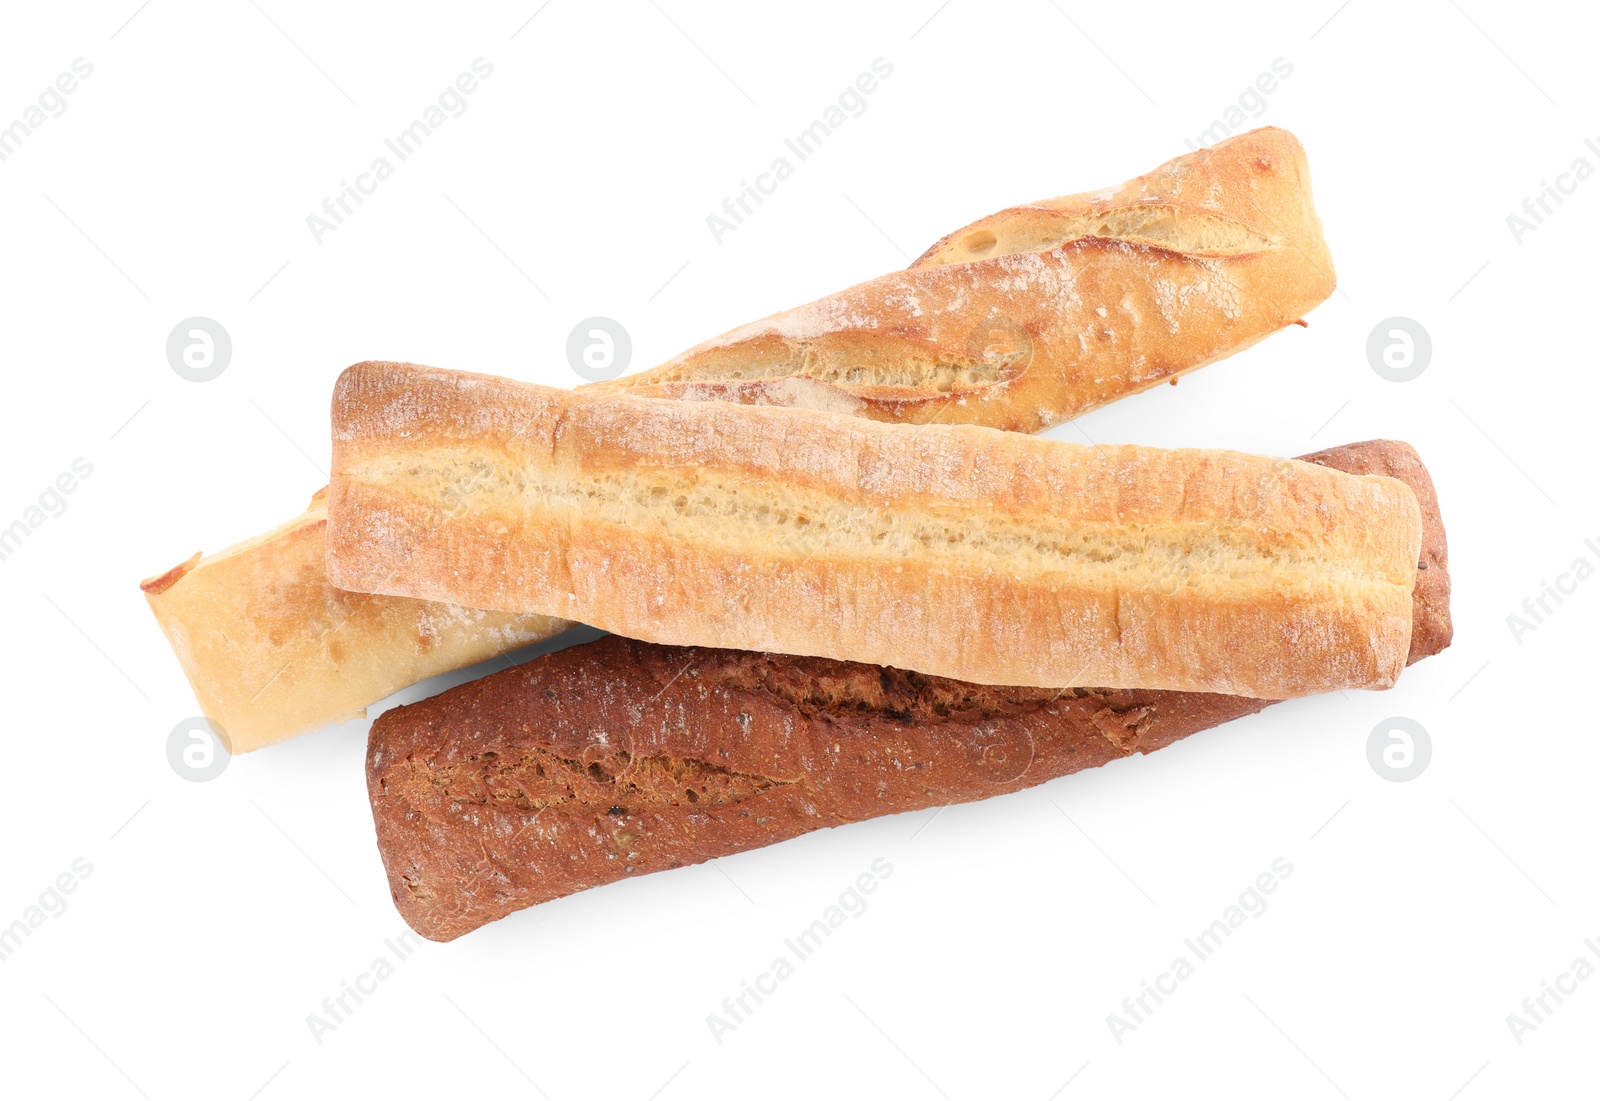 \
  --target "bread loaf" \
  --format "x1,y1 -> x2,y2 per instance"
592,126 -> 1333,432
141,127 -> 1333,746
366,440 -> 1449,940
328,362 -> 1422,699
139,489 -> 568,752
